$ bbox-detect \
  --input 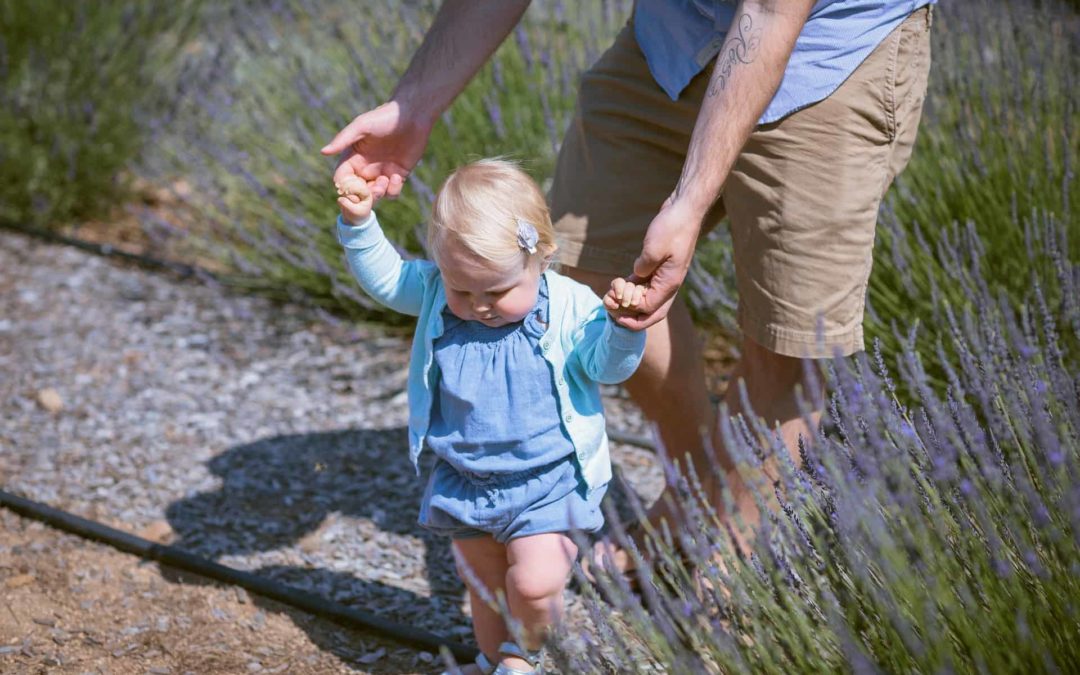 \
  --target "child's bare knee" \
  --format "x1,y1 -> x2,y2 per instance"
506,560 -> 570,603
